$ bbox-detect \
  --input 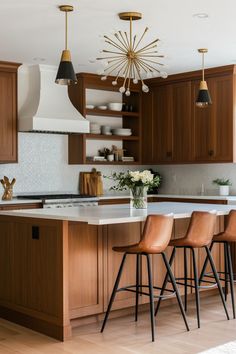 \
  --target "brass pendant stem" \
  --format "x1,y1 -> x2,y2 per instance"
130,16 -> 132,51
65,11 -> 68,50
